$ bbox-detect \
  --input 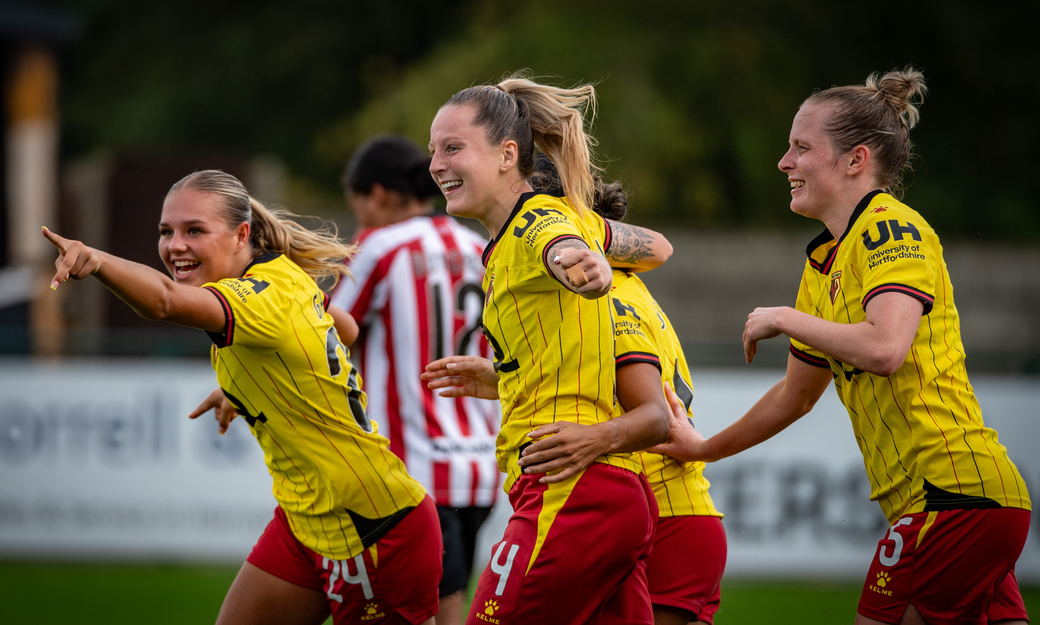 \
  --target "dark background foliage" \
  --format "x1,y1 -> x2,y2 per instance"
51,0 -> 1040,240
